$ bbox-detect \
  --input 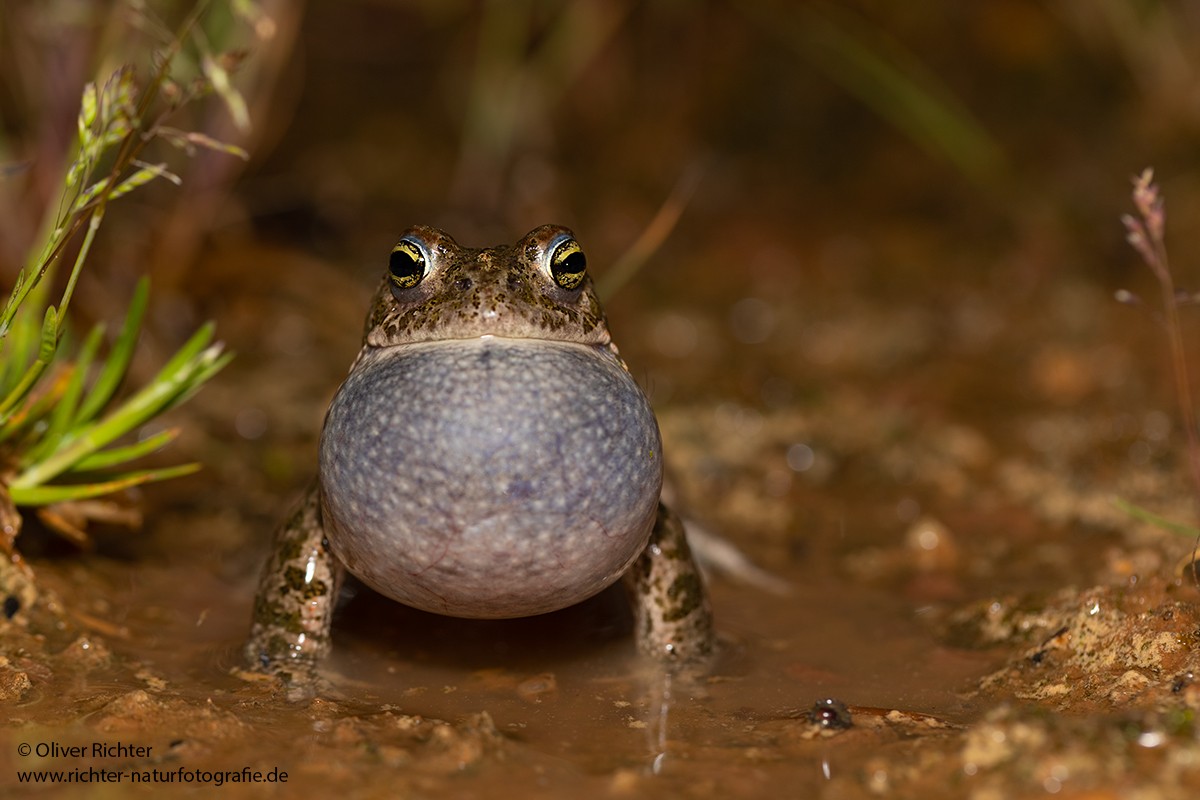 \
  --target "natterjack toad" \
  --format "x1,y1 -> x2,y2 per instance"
245,225 -> 713,678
